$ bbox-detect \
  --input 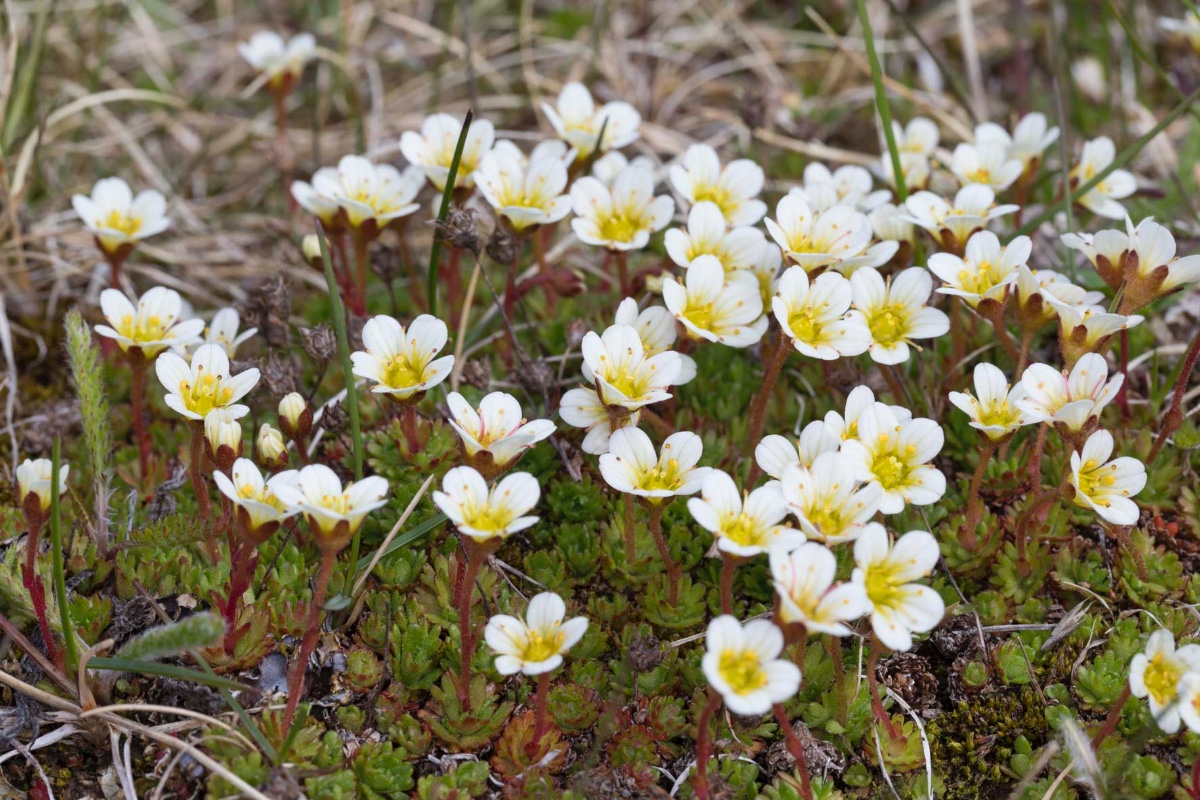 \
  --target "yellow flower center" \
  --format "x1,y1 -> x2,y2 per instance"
1076,460 -> 1119,505
596,208 -> 651,244
787,307 -> 819,342
382,356 -> 425,390
684,301 -> 717,333
718,648 -> 768,694
600,364 -> 657,402
178,368 -> 236,416
722,510 -> 764,547
461,501 -> 516,534
638,459 -> 684,492
871,451 -> 909,490
866,303 -> 910,346
102,210 -> 142,236
238,483 -> 258,500
522,628 -> 566,662
977,398 -> 1020,429
966,168 -> 992,185
863,565 -> 905,610
803,502 -> 847,540
957,260 -> 1005,296
118,313 -> 171,344
692,184 -> 736,218
1143,652 -> 1183,706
